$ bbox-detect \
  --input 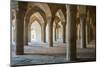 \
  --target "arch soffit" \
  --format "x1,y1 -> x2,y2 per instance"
53,16 -> 63,29
56,9 -> 65,23
28,16 -> 42,29
33,3 -> 51,17
24,6 -> 47,27
29,12 -> 44,25
28,3 -> 52,24
32,3 -> 52,28
53,9 -> 65,29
